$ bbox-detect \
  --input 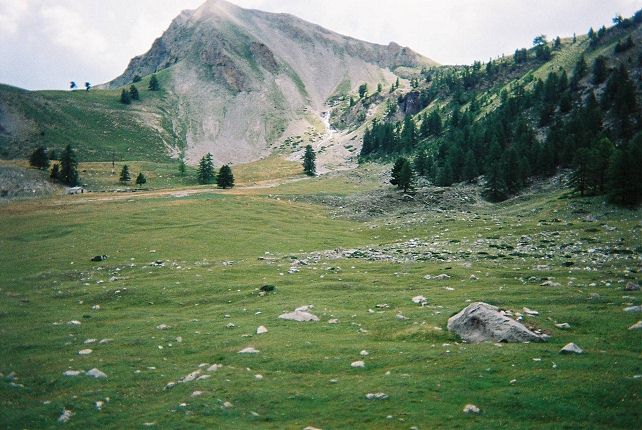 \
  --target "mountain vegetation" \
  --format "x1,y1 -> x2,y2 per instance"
358,11 -> 642,206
